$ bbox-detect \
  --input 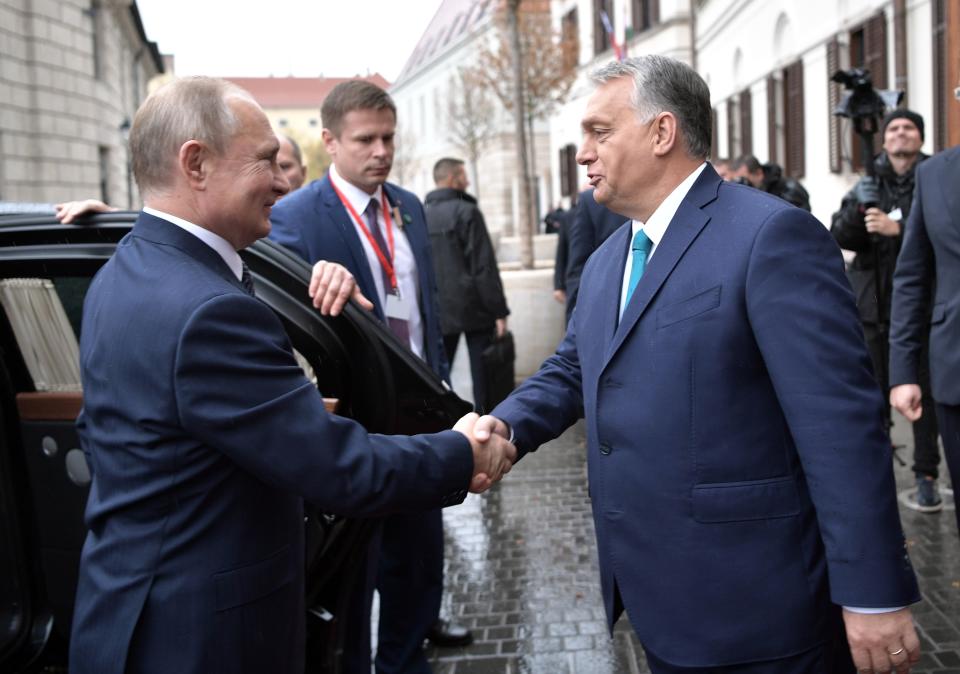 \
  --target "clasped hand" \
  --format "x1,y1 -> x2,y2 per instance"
453,413 -> 516,493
